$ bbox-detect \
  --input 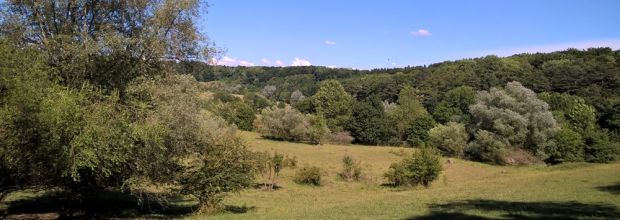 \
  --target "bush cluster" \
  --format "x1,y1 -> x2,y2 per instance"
384,148 -> 442,187
294,166 -> 323,186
